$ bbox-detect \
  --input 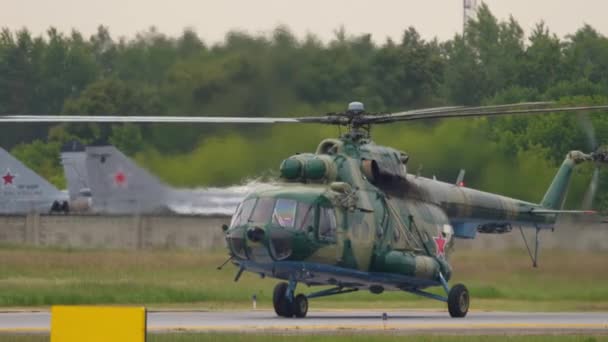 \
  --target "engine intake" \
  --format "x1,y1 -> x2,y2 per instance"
280,154 -> 336,182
